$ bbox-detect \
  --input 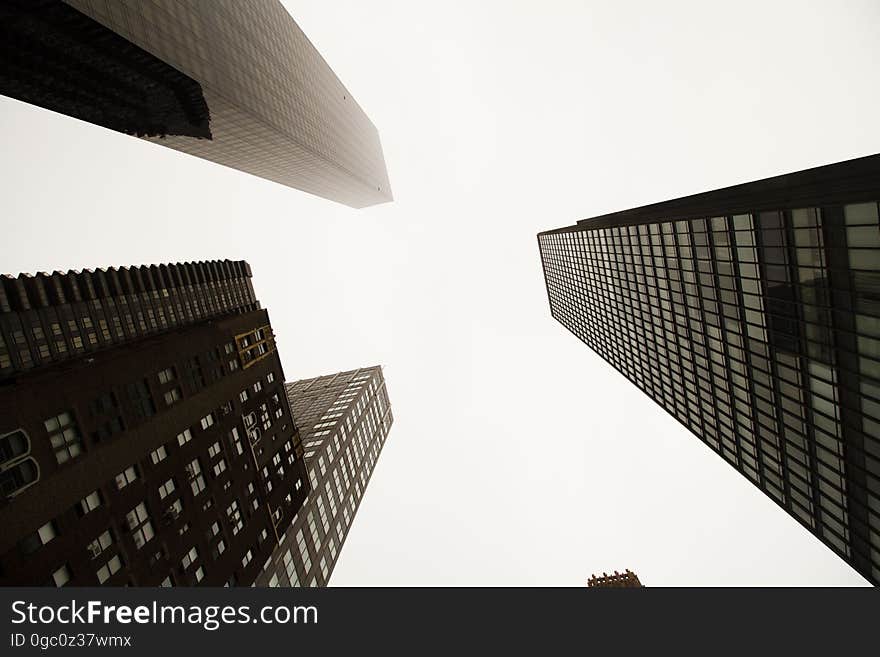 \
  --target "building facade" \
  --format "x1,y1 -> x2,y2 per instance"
0,260 -> 309,586
255,366 -> 393,587
538,154 -> 880,585
587,570 -> 643,588
2,0 -> 392,208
